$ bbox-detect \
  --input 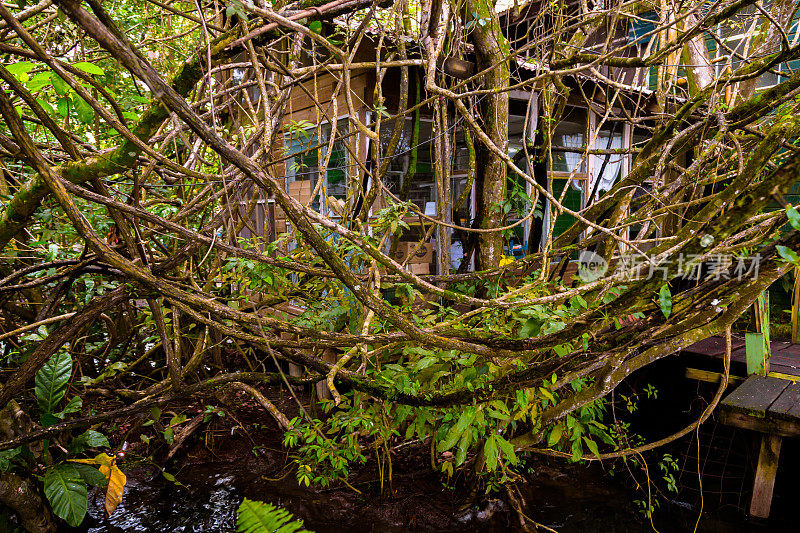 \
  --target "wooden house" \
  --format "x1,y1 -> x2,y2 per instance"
230,1 -> 798,275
